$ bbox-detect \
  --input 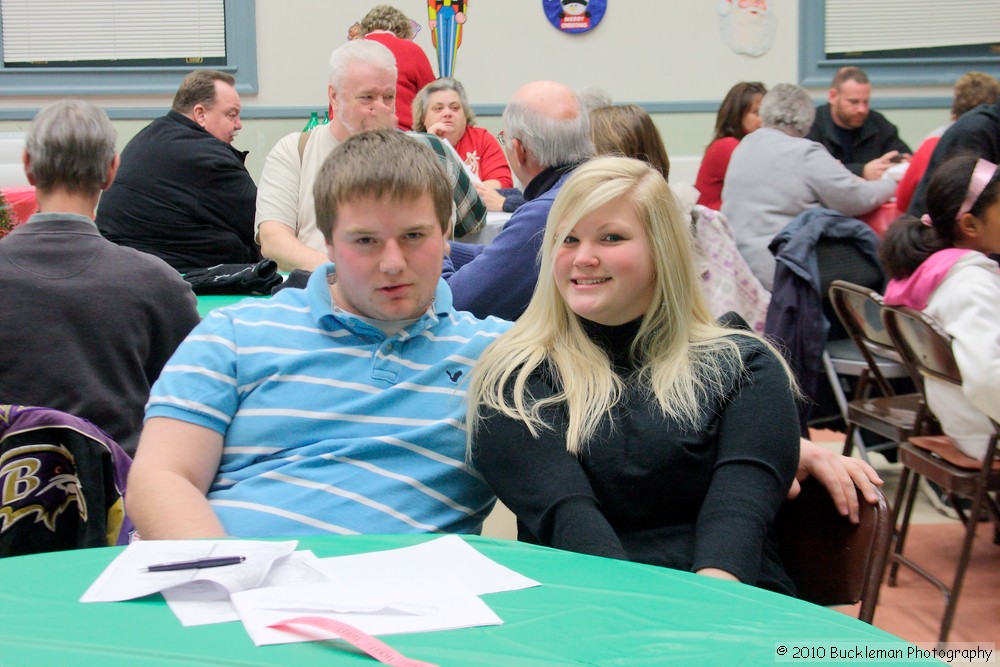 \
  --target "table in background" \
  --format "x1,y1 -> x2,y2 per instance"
1,185 -> 37,228
858,201 -> 902,238
196,293 -> 260,317
0,534 -> 933,666
458,211 -> 512,245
